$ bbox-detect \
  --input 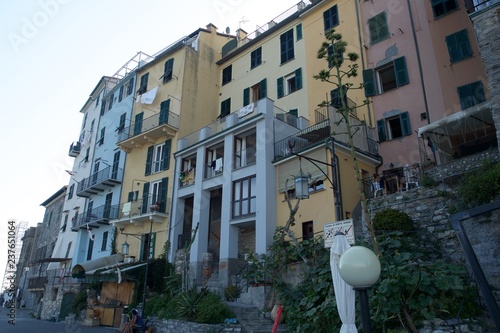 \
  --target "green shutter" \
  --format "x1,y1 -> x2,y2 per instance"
295,68 -> 302,90
145,145 -> 153,176
133,112 -> 144,136
394,56 -> 409,87
243,87 -> 250,106
400,112 -> 411,136
446,34 -> 459,62
260,78 -> 267,99
119,113 -> 126,131
362,69 -> 376,96
127,191 -> 134,202
159,99 -> 170,125
111,151 -> 120,179
457,29 -> 472,59
220,98 -> 231,117
141,182 -> 150,214
161,140 -> 171,171
296,23 -> 303,40
376,119 -> 386,142
277,77 -> 284,98
159,177 -> 169,213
